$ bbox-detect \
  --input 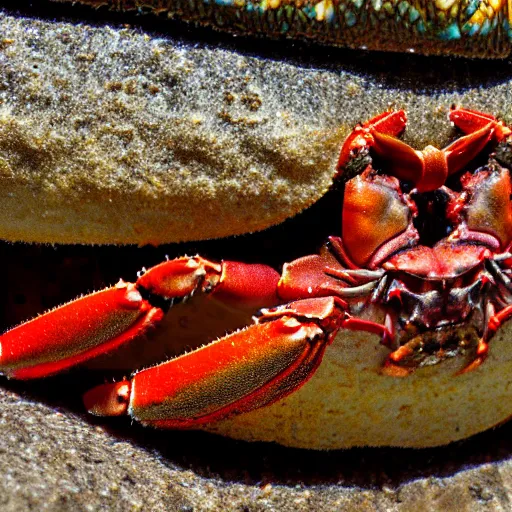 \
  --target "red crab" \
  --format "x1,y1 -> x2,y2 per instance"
1,107 -> 512,438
